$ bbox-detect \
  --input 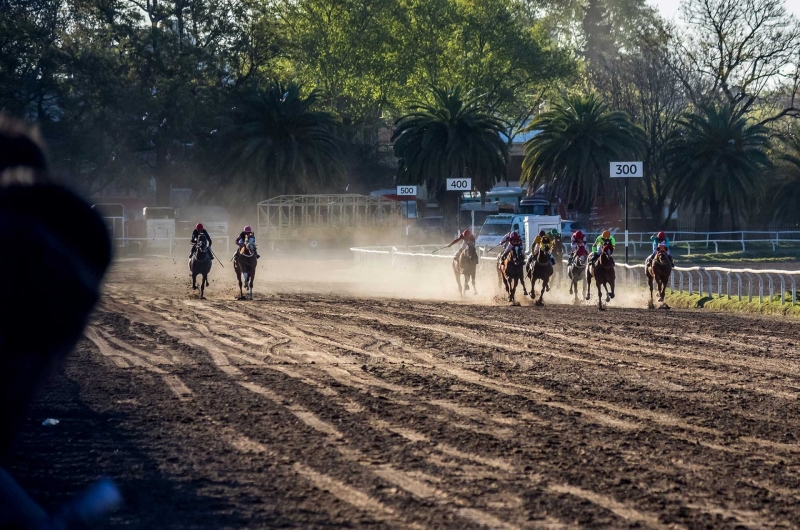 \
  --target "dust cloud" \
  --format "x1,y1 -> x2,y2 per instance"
125,247 -> 653,310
